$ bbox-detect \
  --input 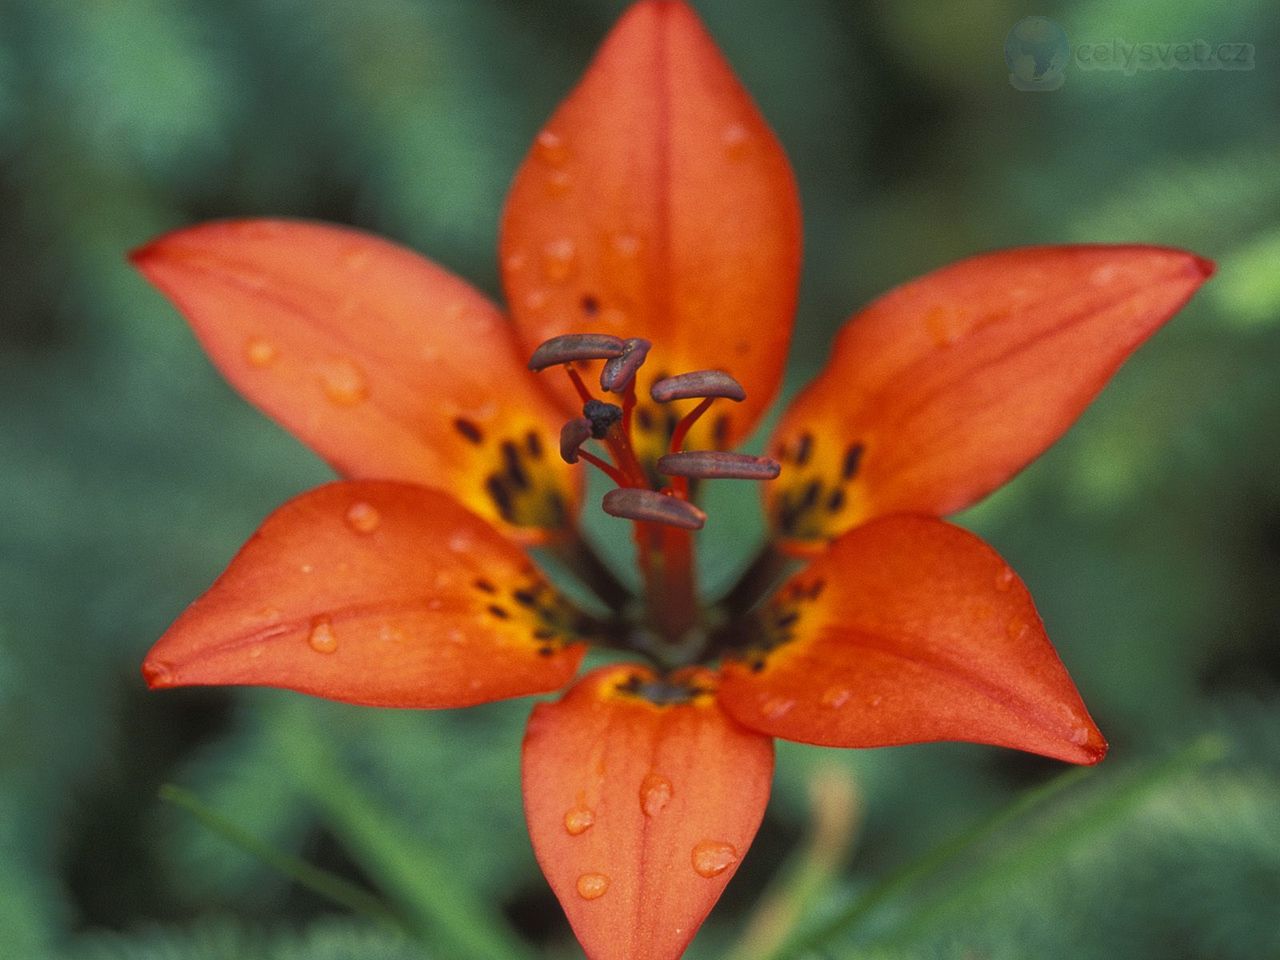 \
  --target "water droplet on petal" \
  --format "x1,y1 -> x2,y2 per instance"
345,501 -> 380,534
820,686 -> 851,709
546,170 -> 572,195
722,122 -> 750,158
639,772 -> 672,816
377,623 -> 407,644
576,872 -> 609,899
691,840 -> 739,878
446,628 -> 466,645
1006,617 -> 1029,642
994,566 -> 1015,592
761,696 -> 794,720
343,247 -> 373,272
611,233 -> 641,258
319,358 -> 368,406
564,807 -> 595,836
536,129 -> 569,165
248,645 -> 264,659
1070,726 -> 1090,746
299,563 -> 315,574
245,337 -> 277,367
448,531 -> 474,554
541,239 -> 577,283
868,694 -> 884,708
504,251 -> 528,273
308,618 -> 338,654
524,289 -> 549,311
925,305 -> 961,347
